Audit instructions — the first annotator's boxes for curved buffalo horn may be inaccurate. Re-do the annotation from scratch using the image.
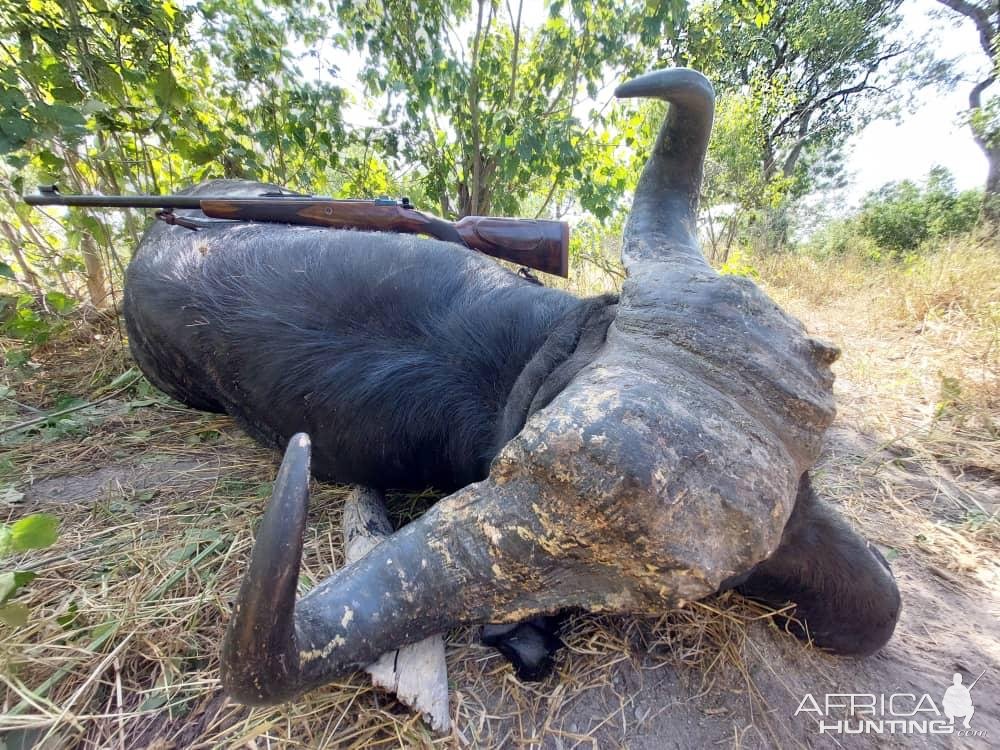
[221,434,595,704]
[221,433,310,702]
[615,68,714,271]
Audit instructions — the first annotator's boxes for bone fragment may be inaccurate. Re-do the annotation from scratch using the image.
[342,486,450,733]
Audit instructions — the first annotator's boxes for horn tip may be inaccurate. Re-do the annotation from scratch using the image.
[282,432,312,479]
[614,68,715,102]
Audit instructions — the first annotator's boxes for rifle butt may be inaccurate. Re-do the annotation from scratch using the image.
[455,217,569,278]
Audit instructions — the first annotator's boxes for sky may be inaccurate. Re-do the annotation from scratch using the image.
[843,0,989,204]
[323,0,991,207]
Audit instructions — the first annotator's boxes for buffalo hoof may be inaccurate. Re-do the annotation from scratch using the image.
[482,614,568,681]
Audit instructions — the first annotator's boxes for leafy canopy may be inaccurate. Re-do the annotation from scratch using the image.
[333,0,686,219]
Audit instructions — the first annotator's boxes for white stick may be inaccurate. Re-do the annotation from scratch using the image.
[342,486,450,733]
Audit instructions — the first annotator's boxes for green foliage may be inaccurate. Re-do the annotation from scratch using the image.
[0,514,60,555]
[332,0,686,219]
[0,0,348,315]
[802,216,880,260]
[858,168,982,257]
[0,513,60,628]
[0,0,977,309]
[0,291,75,344]
[968,95,1000,152]
[803,168,982,261]
[691,0,924,177]
[717,247,760,279]
[705,94,772,210]
[685,0,943,252]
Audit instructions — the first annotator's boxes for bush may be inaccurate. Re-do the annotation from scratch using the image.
[803,216,880,260]
[856,167,982,258]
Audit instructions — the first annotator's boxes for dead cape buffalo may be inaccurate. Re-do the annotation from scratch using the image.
[122,68,900,705]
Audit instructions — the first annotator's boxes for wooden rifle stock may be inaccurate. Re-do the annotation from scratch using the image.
[198,199,570,277]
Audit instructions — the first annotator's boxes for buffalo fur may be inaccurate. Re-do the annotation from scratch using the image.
[124,180,899,679]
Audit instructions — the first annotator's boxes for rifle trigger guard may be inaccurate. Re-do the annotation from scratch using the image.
[517,267,544,285]
[156,209,201,231]
[156,210,244,231]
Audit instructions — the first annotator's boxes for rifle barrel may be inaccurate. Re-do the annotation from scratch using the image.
[23,193,327,209]
[24,193,206,209]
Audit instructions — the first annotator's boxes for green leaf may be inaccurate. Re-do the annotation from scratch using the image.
[45,291,76,315]
[37,149,65,173]
[80,98,109,116]
[0,572,15,602]
[0,571,36,604]
[57,600,79,629]
[153,69,188,109]
[77,215,110,246]
[37,102,87,134]
[104,368,139,392]
[140,687,171,711]
[0,114,32,153]
[0,486,25,506]
[0,262,13,280]
[0,526,12,557]
[187,142,223,165]
[9,514,60,553]
[95,63,126,102]
[0,602,29,627]
[91,620,119,641]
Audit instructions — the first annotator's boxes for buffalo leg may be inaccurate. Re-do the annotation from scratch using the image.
[731,474,901,656]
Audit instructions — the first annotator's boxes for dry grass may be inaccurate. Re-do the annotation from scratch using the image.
[0,327,787,749]
[755,235,1000,580]
[1,235,997,747]
[757,236,999,477]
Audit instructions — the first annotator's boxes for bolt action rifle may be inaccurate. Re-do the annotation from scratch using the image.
[24,186,570,278]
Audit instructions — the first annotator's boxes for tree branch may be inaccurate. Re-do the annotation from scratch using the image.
[467,0,487,216]
[968,73,998,149]
[969,73,997,111]
[767,47,905,143]
[506,0,523,105]
[936,0,996,58]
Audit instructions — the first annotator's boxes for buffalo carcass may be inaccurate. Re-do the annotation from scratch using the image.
[122,69,900,705]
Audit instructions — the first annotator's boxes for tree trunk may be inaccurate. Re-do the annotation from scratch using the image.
[983,145,1000,225]
[934,1,997,224]
[81,234,110,308]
